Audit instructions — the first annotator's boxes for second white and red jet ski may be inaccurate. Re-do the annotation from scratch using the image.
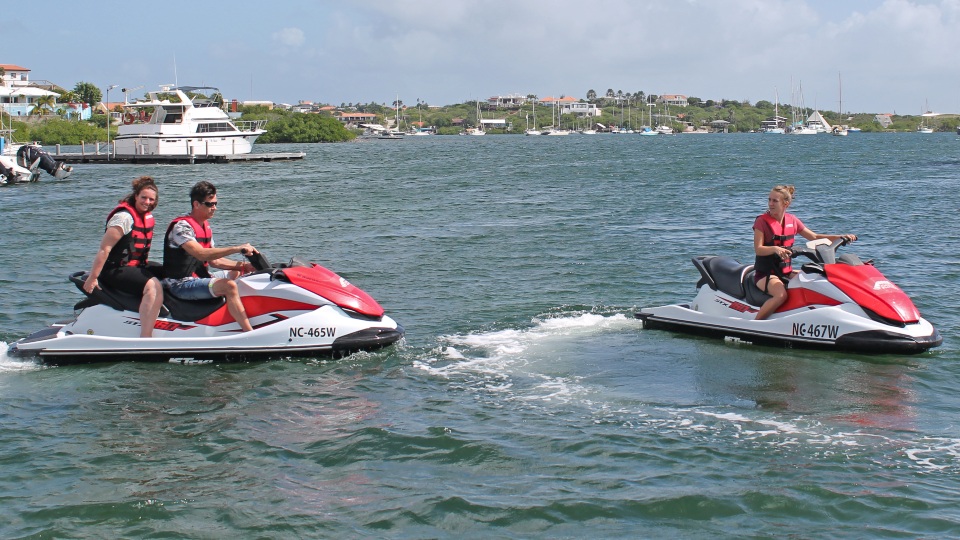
[636,238,941,354]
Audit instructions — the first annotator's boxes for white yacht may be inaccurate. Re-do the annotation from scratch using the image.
[113,85,265,156]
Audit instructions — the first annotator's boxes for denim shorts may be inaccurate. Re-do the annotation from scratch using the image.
[164,277,218,300]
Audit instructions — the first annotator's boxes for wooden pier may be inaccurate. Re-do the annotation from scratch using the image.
[50,151,305,165]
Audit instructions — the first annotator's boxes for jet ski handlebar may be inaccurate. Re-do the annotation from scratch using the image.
[790,237,853,265]
[241,248,271,271]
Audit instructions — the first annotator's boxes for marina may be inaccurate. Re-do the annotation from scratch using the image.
[48,150,305,164]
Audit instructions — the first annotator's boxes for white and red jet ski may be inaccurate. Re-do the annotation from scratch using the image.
[636,238,941,354]
[10,253,403,364]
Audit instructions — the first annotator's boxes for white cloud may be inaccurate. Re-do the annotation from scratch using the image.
[12,0,960,111]
[272,27,305,48]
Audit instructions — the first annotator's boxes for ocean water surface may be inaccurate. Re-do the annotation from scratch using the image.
[1,132,959,537]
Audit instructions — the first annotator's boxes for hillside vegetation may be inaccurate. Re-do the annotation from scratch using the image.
[3,98,957,146]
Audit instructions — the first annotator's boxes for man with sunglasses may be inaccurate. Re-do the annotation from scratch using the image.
[162,181,259,332]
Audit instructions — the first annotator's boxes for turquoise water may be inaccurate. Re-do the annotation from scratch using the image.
[1,133,959,537]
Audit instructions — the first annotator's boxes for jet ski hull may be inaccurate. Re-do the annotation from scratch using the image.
[636,303,941,354]
[10,309,403,365]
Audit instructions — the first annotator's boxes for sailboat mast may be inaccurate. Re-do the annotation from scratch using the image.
[838,72,842,115]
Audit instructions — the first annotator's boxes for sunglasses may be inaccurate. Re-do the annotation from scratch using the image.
[201,201,218,208]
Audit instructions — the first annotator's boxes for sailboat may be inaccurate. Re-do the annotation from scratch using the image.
[655,100,673,134]
[788,80,817,135]
[917,100,935,133]
[468,100,486,136]
[409,100,432,136]
[762,88,785,134]
[542,98,570,135]
[638,101,657,135]
[379,96,406,139]
[831,74,848,136]
[525,99,541,135]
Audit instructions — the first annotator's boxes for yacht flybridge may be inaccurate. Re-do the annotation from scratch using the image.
[113,85,266,157]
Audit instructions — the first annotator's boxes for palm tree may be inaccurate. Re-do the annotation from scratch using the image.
[31,95,56,116]
[586,89,597,101]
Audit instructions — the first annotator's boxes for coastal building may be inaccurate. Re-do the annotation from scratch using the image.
[241,100,274,110]
[539,95,601,117]
[486,94,528,108]
[290,102,316,113]
[659,94,689,107]
[335,111,378,125]
[760,115,787,131]
[0,64,30,86]
[0,63,63,117]
[875,113,893,128]
[710,119,731,133]
[480,118,508,129]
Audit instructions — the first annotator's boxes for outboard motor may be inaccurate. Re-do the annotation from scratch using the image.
[16,144,72,179]
[0,159,20,184]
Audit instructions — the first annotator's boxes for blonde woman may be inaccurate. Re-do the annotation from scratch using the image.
[752,185,857,320]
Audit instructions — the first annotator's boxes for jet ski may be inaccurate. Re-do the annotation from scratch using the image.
[9,252,404,364]
[636,238,941,354]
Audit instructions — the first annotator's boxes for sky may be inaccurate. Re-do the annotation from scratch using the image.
[5,0,960,114]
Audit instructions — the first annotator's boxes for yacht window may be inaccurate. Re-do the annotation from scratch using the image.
[196,122,236,133]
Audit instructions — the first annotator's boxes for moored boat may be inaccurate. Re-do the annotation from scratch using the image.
[113,85,265,157]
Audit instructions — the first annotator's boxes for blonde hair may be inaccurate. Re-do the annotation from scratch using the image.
[771,184,795,203]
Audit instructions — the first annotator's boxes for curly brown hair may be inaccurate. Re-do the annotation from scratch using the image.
[121,176,159,211]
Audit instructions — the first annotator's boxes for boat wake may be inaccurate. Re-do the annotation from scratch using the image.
[413,312,960,473]
[414,310,639,401]
[0,342,44,372]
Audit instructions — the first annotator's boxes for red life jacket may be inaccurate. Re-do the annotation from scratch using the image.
[754,212,801,277]
[104,201,154,268]
[163,215,213,279]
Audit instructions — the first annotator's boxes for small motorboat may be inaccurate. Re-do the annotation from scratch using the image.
[636,238,941,354]
[10,252,403,364]
[0,144,73,185]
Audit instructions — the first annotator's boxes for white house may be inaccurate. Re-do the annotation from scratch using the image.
[0,63,62,117]
[0,64,31,87]
[560,101,601,117]
[659,94,689,107]
[486,94,528,108]
[540,96,601,117]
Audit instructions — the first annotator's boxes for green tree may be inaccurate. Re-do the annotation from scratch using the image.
[28,118,108,144]
[248,110,356,143]
[31,95,56,116]
[73,82,102,106]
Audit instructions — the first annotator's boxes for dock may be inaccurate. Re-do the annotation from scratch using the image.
[50,152,305,165]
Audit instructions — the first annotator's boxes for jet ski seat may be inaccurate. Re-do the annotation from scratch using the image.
[68,271,224,322]
[693,256,772,307]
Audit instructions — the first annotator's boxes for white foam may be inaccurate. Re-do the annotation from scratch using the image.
[413,312,637,402]
[0,342,44,372]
